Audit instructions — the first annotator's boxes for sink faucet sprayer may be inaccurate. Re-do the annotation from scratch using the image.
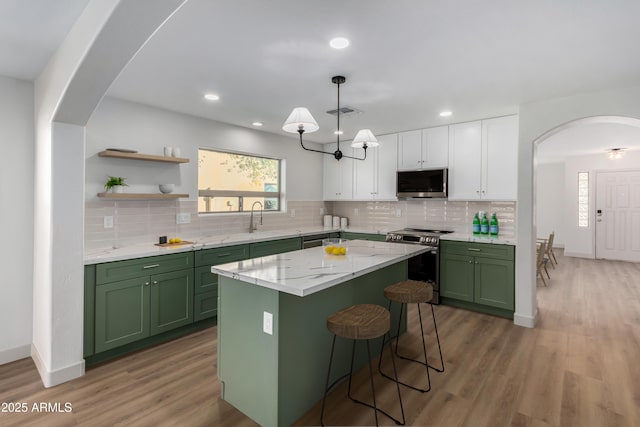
[250,201,263,233]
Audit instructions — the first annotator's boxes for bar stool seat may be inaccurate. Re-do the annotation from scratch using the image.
[379,280,445,393]
[321,304,405,427]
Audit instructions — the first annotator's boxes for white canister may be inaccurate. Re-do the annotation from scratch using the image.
[164,146,173,157]
[323,215,333,228]
[332,216,340,228]
[340,217,348,229]
[172,147,181,157]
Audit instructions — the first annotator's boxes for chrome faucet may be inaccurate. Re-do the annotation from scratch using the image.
[249,201,263,233]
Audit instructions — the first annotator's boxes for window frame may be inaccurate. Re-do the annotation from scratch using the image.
[197,147,283,214]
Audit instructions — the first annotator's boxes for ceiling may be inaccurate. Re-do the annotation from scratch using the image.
[3,0,640,156]
[0,0,90,80]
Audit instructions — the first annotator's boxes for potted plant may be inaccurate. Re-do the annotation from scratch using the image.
[104,176,128,193]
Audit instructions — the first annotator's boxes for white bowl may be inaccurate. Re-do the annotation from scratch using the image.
[159,184,174,194]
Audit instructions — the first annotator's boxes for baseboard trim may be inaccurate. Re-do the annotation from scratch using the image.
[514,308,537,328]
[0,344,31,365]
[31,344,85,388]
[563,251,594,259]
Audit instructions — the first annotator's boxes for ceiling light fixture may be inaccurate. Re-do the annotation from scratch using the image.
[439,111,452,117]
[204,93,220,101]
[329,37,350,49]
[282,75,377,161]
[607,148,625,160]
[252,122,263,127]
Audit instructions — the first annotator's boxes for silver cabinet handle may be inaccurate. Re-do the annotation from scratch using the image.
[468,248,481,252]
[152,280,158,285]
[468,260,472,263]
[143,264,160,269]
[144,282,150,286]
[475,261,479,264]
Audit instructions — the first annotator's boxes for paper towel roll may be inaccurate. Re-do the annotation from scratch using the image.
[323,215,333,228]
[340,217,348,229]
[332,216,340,228]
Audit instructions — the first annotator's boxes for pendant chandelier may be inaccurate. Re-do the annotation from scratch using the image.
[607,148,625,160]
[282,75,378,161]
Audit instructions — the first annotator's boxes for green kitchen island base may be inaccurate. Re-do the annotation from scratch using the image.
[217,261,408,427]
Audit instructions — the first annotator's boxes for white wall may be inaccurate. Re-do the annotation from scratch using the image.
[85,96,324,201]
[535,162,565,247]
[0,76,34,364]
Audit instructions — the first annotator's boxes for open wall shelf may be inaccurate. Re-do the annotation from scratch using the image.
[98,150,189,164]
[97,193,189,200]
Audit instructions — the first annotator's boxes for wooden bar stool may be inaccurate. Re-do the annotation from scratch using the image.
[379,280,445,393]
[320,304,405,427]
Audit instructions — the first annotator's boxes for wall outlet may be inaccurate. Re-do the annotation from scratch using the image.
[103,216,113,229]
[263,311,273,335]
[290,209,296,217]
[396,209,402,218]
[354,208,359,216]
[176,213,191,224]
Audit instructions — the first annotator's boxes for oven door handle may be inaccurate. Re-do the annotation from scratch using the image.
[467,248,481,252]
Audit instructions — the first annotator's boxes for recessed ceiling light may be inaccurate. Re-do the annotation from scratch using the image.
[334,130,344,135]
[329,37,350,49]
[439,111,452,117]
[204,93,220,101]
[252,122,263,127]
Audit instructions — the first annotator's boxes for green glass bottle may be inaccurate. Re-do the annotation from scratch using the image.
[472,212,480,235]
[490,212,499,236]
[480,212,489,235]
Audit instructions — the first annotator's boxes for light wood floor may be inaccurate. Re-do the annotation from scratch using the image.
[1,250,639,426]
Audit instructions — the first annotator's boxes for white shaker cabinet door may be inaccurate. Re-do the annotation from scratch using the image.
[397,130,422,170]
[323,143,353,200]
[448,121,482,200]
[375,133,398,199]
[422,126,449,169]
[353,133,398,200]
[482,115,518,200]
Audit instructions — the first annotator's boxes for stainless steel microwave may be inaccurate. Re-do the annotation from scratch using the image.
[396,168,448,198]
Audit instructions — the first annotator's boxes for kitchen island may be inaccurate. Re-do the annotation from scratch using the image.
[212,240,428,427]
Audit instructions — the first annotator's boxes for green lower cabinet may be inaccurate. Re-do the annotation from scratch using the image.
[474,257,514,311]
[440,253,475,302]
[94,269,193,353]
[95,277,151,353]
[194,265,217,293]
[194,290,218,321]
[149,269,194,335]
[440,240,515,318]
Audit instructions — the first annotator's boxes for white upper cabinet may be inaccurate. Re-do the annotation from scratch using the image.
[448,115,518,200]
[397,126,448,170]
[448,121,483,199]
[481,115,518,200]
[323,143,353,200]
[353,133,398,200]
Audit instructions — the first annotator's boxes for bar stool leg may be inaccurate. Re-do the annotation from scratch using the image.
[320,334,337,427]
[379,301,433,392]
[428,303,445,373]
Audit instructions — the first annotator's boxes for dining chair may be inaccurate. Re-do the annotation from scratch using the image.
[536,241,549,286]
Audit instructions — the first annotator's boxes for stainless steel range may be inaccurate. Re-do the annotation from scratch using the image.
[386,228,453,304]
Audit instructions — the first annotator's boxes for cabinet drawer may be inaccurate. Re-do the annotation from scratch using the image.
[195,245,249,267]
[194,290,218,321]
[194,265,217,294]
[249,237,301,258]
[440,240,514,260]
[340,232,386,242]
[96,252,193,285]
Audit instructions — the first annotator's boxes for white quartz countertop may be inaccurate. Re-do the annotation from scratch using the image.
[211,239,429,297]
[441,232,516,245]
[83,226,391,265]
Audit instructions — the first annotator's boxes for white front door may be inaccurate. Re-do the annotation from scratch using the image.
[595,170,640,262]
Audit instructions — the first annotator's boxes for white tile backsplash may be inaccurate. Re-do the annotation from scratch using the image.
[85,199,515,250]
[84,200,332,250]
